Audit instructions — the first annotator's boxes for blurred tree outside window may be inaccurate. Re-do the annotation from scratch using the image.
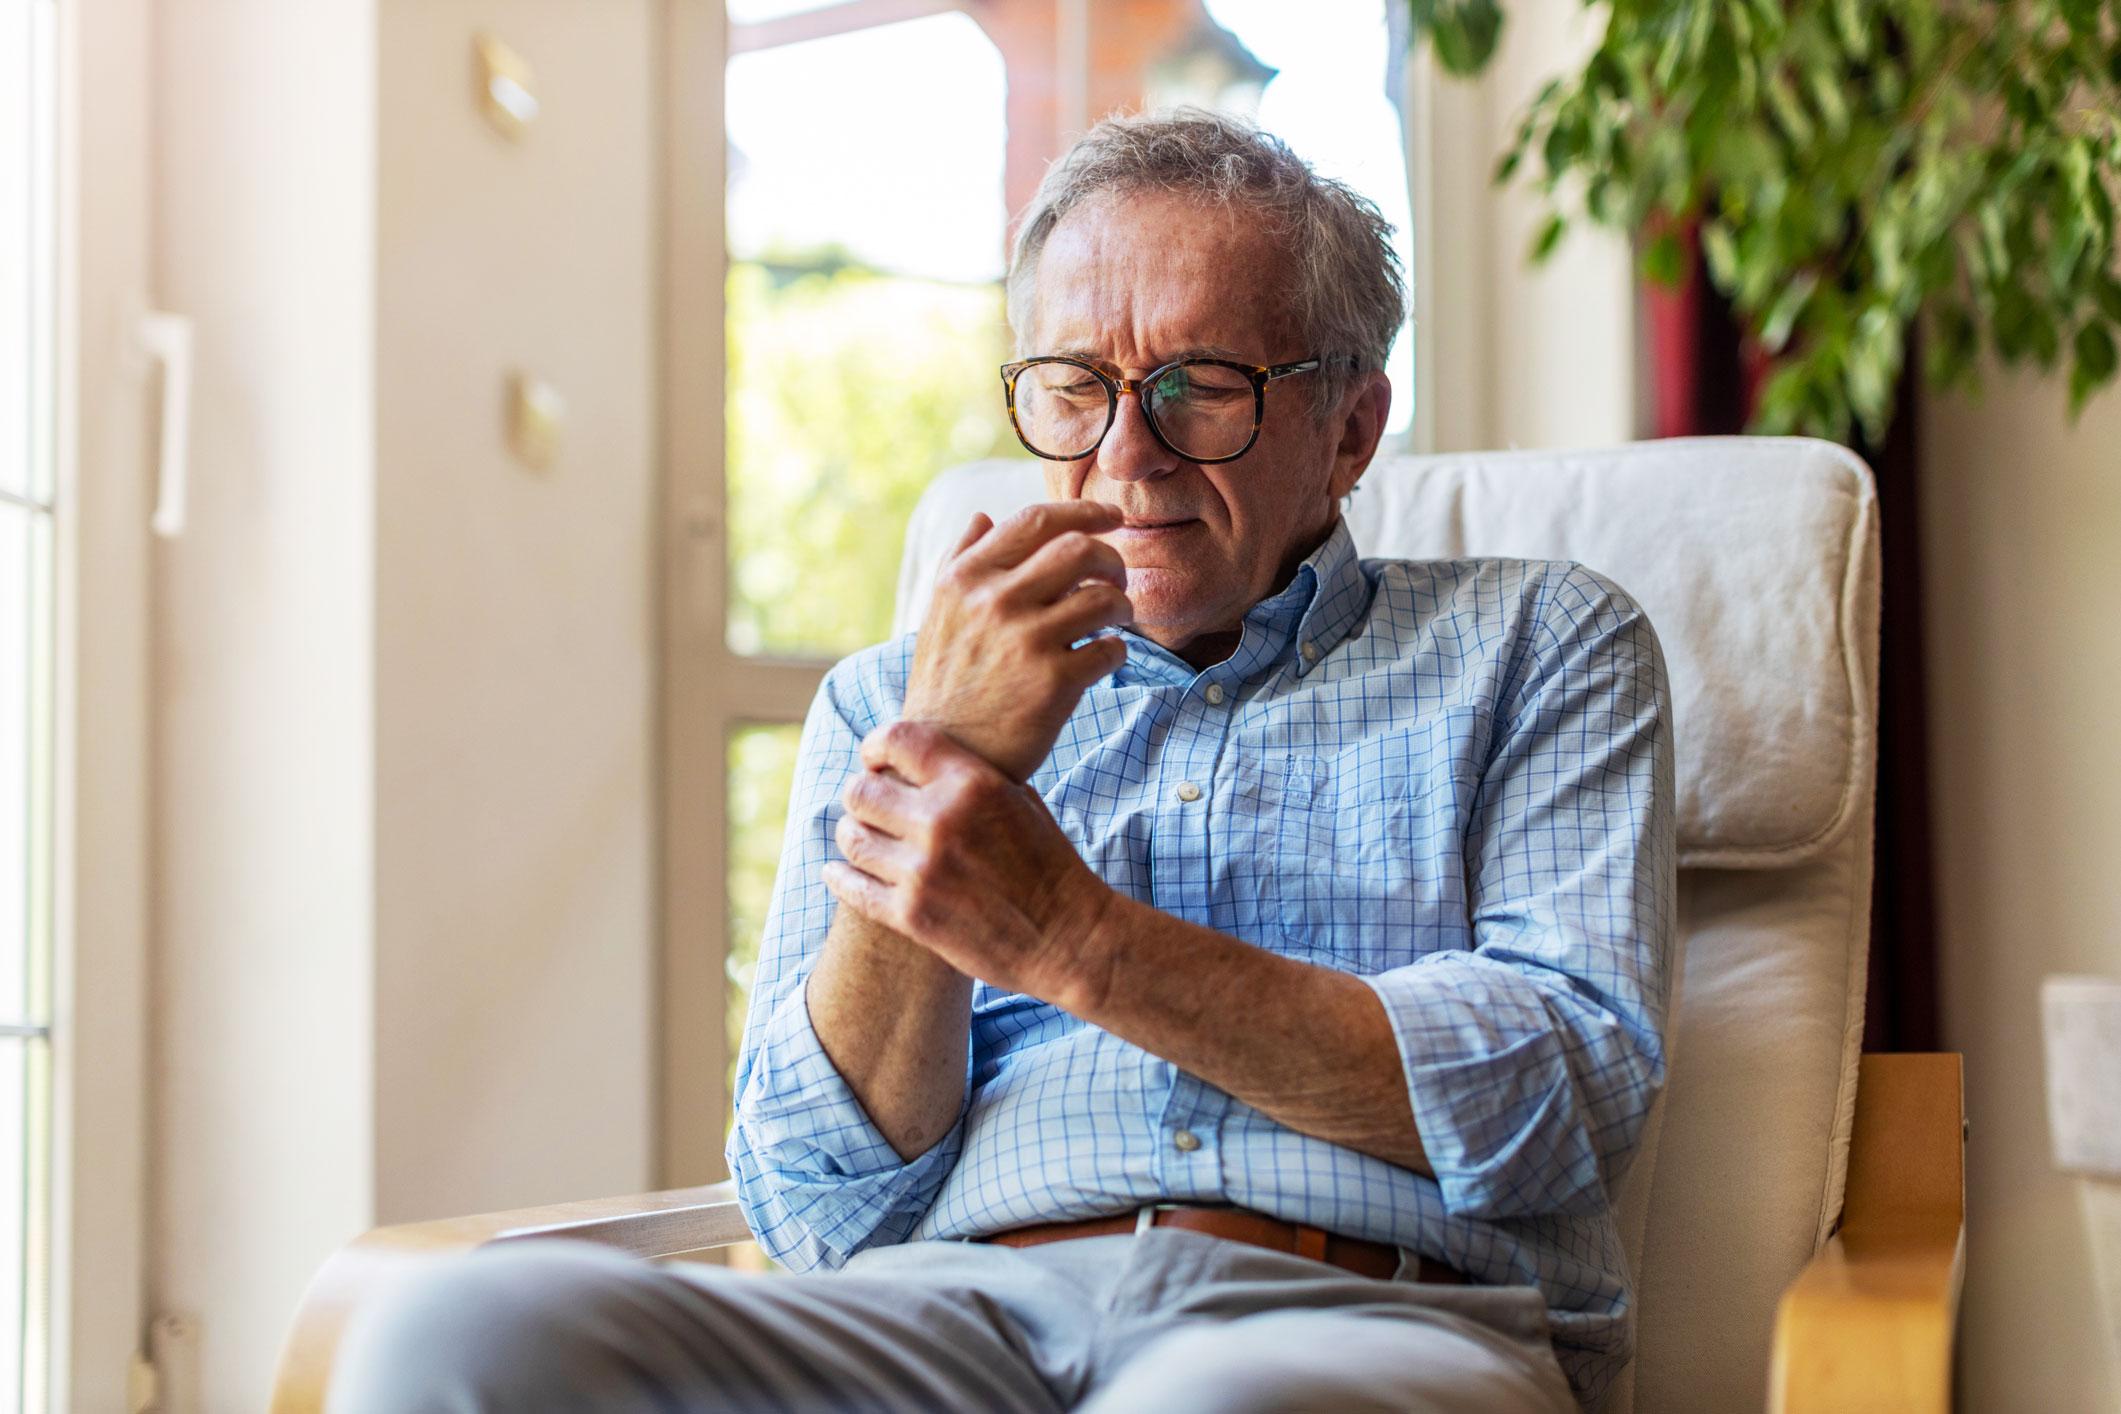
[725,723,801,1094]
[724,10,1019,661]
[726,257,1017,657]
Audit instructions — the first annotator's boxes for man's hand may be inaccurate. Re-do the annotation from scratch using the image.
[824,721,1117,1009]
[825,720,1432,1174]
[904,502,1132,783]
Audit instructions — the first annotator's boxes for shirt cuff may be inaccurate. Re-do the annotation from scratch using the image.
[1363,959,1607,1219]
[728,976,968,1266]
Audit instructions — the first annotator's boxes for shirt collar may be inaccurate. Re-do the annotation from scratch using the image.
[1110,516,1370,688]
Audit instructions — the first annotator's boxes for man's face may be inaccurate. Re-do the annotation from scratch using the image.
[1026,188,1389,663]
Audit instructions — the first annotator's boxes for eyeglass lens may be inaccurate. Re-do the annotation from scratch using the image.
[1014,361,1257,461]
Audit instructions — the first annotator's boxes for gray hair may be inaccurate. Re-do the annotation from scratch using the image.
[1005,107,1407,415]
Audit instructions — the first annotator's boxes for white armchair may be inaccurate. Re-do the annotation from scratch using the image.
[275,436,1962,1413]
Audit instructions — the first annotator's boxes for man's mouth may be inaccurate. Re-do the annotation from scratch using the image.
[1113,516,1196,531]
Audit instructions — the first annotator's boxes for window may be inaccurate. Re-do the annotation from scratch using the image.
[692,0,1420,1166]
[725,8,1016,660]
[0,0,60,1405]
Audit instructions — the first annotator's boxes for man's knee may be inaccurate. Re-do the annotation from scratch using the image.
[329,1241,712,1412]
[1081,1322,1372,1414]
[1083,1312,1573,1414]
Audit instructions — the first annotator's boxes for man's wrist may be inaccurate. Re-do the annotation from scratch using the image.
[1042,877,1129,1019]
[895,707,1039,784]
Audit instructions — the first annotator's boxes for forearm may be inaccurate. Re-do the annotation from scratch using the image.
[1069,894,1430,1175]
[805,904,973,1161]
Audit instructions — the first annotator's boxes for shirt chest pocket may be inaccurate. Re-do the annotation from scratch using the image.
[1224,745,1474,972]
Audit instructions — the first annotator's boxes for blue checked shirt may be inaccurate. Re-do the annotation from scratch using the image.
[729,516,1676,1406]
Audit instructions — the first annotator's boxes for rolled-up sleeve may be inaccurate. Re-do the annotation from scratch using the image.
[1363,565,1676,1221]
[725,646,970,1270]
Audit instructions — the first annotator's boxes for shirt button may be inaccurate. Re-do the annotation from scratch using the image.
[1203,683,1225,706]
[1175,780,1202,803]
[1173,1129,1202,1152]
[1300,640,1321,664]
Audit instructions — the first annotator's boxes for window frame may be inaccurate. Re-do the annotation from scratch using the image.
[656,2,827,1187]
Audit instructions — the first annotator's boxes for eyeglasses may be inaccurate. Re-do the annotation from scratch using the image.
[999,355,1337,465]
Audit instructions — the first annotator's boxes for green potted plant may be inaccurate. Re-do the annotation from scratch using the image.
[1409,0,2121,439]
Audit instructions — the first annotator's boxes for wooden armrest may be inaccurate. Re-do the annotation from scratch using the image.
[270,1180,748,1414]
[1770,1053,1966,1414]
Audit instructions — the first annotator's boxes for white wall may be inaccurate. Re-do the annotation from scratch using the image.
[373,0,658,1224]
[1408,0,1635,455]
[1922,361,2121,1409]
[149,2,378,1409]
[146,1,660,1405]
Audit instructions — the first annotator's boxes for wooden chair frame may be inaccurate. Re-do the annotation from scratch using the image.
[270,1053,1962,1412]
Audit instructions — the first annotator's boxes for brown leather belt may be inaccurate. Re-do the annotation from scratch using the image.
[978,1204,1464,1286]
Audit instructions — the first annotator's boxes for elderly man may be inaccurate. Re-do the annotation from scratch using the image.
[336,109,1672,1413]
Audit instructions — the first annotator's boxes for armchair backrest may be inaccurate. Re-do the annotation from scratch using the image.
[891,436,1881,1412]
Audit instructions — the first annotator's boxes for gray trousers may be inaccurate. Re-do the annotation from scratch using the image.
[329,1228,1580,1413]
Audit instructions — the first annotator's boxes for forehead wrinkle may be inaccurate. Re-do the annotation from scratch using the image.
[1030,191,1298,367]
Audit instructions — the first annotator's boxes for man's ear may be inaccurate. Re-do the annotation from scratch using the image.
[1327,371,1392,500]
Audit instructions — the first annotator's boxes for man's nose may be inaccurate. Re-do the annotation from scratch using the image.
[1095,385,1180,483]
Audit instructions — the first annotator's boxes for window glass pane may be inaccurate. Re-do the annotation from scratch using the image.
[22,510,48,1026]
[19,1033,44,1413]
[0,505,26,1025]
[0,4,50,1406]
[725,723,802,1091]
[724,14,1019,660]
[27,0,54,509]
[719,720,796,1280]
[1195,0,1416,440]
[0,0,33,501]
[0,1036,26,1411]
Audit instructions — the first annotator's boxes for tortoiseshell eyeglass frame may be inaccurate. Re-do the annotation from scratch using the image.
[997,354,1340,465]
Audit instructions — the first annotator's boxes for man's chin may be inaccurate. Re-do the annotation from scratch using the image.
[1118,599,1215,649]
[1119,565,1200,603]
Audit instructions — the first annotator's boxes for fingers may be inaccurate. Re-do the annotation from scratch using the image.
[822,860,893,924]
[1039,581,1133,644]
[832,812,914,885]
[860,719,978,786]
[1008,529,1128,606]
[949,512,993,558]
[839,767,919,835]
[963,501,1123,571]
[1062,632,1129,690]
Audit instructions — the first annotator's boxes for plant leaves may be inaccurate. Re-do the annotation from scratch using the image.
[1408,0,2121,441]
[1761,271,1820,352]
[2095,274,2121,326]
[1530,212,1569,262]
[1418,0,1506,76]
[1925,299,1980,391]
[1701,220,1740,288]
[2074,317,2118,383]
[1642,228,1688,288]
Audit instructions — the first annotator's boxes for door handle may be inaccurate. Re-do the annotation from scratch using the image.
[136,311,193,538]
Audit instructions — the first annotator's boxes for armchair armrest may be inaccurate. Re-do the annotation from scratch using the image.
[270,1180,749,1414]
[1770,1053,1966,1414]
